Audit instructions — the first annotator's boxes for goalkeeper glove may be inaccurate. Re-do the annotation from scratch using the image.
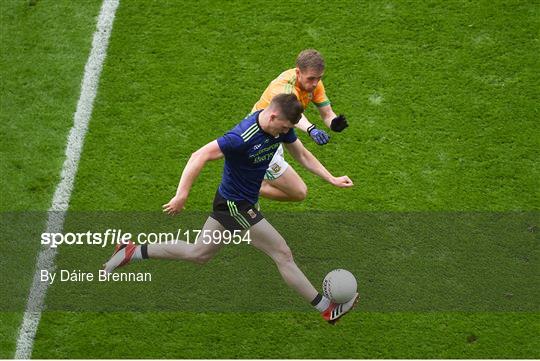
[307,125,330,145]
[330,114,348,132]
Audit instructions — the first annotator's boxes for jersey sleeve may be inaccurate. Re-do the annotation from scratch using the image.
[281,129,298,144]
[312,80,331,108]
[217,132,245,155]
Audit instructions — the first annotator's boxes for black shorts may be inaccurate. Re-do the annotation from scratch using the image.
[211,190,264,231]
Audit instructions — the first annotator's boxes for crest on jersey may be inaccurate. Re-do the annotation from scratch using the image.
[271,164,281,173]
[247,209,257,219]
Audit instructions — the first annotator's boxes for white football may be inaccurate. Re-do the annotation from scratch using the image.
[322,269,357,303]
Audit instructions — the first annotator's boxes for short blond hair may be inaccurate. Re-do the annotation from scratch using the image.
[296,49,325,72]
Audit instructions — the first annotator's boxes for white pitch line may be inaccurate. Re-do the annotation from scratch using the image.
[15,0,120,358]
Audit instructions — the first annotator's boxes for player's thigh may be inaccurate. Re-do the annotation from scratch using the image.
[266,166,306,194]
[192,216,227,257]
[248,219,292,262]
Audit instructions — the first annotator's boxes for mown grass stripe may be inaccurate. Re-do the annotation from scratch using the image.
[14,0,120,359]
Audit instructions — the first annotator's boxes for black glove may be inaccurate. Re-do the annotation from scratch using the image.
[330,114,348,132]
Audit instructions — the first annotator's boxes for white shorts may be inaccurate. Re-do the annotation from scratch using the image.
[264,144,289,180]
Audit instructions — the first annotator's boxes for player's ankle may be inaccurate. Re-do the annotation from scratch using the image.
[311,293,331,312]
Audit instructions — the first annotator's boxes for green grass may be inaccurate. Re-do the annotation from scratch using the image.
[0,312,22,358]
[0,0,102,358]
[32,312,540,359]
[0,0,103,211]
[68,0,539,212]
[1,0,539,358]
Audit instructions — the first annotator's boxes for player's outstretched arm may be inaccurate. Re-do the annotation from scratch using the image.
[318,105,337,128]
[296,114,330,145]
[295,113,313,133]
[162,140,224,215]
[284,139,353,188]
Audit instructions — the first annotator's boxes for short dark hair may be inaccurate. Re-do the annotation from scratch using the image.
[270,93,303,124]
[296,49,325,72]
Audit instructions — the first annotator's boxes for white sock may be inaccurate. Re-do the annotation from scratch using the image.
[312,294,331,312]
[131,245,143,260]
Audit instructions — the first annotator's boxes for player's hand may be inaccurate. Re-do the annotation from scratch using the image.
[330,114,348,132]
[162,195,186,215]
[330,175,354,188]
[308,125,330,145]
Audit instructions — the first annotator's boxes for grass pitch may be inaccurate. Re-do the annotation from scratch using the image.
[1,0,539,358]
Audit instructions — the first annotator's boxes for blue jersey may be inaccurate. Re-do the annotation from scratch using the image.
[216,110,297,204]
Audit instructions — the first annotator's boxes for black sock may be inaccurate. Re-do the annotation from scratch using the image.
[141,244,149,259]
[311,293,331,312]
[311,293,322,306]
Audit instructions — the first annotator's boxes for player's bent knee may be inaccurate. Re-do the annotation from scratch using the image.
[259,181,271,195]
[289,185,307,201]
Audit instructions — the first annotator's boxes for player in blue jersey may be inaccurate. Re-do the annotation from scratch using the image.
[103,94,358,324]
